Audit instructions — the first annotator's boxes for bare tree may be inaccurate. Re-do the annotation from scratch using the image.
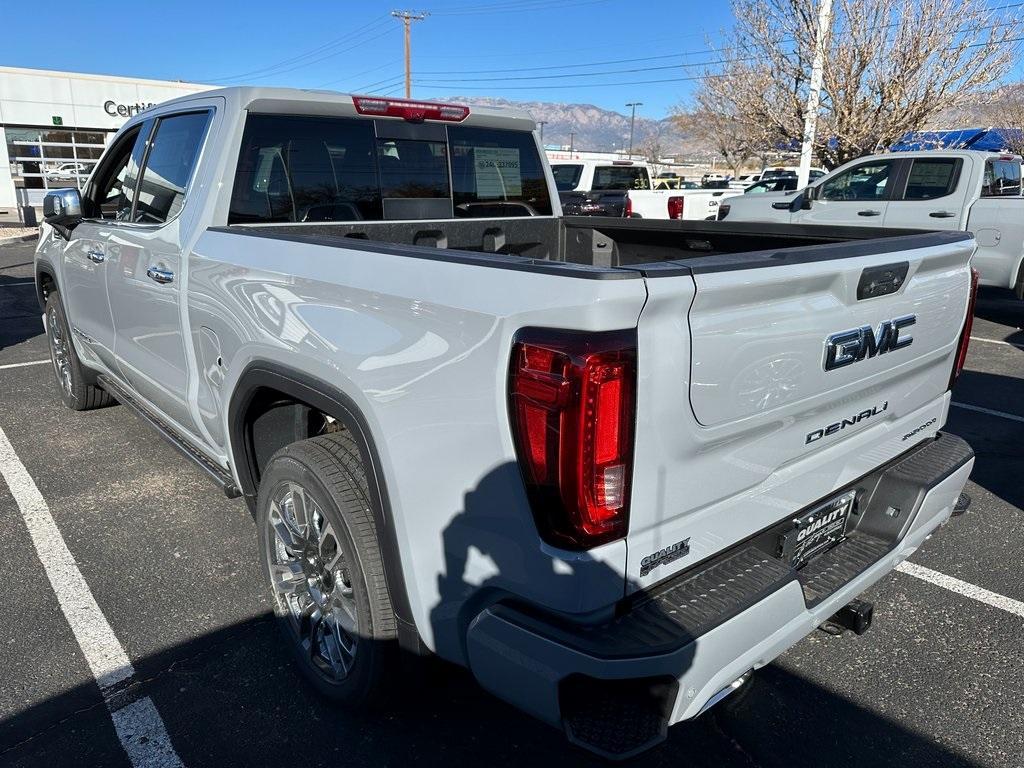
[672,94,763,176]
[980,84,1024,155]
[693,0,1023,168]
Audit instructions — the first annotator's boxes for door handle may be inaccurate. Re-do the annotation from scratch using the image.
[857,209,881,217]
[86,250,105,264]
[929,211,956,218]
[146,266,174,285]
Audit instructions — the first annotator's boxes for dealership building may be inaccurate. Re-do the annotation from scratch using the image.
[0,66,212,211]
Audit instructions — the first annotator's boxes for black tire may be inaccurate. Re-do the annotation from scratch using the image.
[1014,260,1024,301]
[44,290,115,411]
[257,431,397,707]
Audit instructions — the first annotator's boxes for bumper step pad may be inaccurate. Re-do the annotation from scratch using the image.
[798,532,891,606]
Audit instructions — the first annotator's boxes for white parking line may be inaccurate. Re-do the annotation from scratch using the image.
[951,401,1024,424]
[0,426,184,767]
[1,280,35,286]
[897,561,1024,620]
[970,336,1024,350]
[0,359,49,370]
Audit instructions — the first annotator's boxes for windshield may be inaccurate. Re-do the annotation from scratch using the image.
[551,164,583,191]
[745,178,798,194]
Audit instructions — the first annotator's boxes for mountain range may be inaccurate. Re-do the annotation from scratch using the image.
[441,96,697,157]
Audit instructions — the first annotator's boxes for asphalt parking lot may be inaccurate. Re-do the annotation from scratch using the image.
[1,239,1022,768]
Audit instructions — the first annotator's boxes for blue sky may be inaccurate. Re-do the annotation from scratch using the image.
[2,0,737,118]
[6,1,1021,119]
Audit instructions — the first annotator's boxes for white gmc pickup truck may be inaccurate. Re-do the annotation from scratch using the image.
[721,150,1024,298]
[35,88,976,759]
[551,158,719,220]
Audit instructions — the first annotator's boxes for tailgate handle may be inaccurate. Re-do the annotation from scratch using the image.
[858,262,909,300]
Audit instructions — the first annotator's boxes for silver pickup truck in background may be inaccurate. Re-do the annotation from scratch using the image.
[35,88,977,759]
[720,150,1024,298]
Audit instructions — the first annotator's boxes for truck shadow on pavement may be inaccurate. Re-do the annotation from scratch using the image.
[946,370,1024,511]
[0,614,980,768]
[0,274,43,352]
[974,290,1024,347]
[0,464,983,767]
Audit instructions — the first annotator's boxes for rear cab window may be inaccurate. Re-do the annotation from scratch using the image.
[982,159,1022,197]
[591,165,650,190]
[229,115,552,223]
[551,164,583,191]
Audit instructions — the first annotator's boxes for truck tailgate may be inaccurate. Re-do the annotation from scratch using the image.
[626,232,975,590]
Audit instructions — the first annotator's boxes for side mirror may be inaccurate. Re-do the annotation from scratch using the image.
[42,188,84,237]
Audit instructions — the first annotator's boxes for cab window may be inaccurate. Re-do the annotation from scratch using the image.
[819,160,894,201]
[84,126,146,221]
[551,164,583,191]
[592,165,650,190]
[902,158,960,200]
[448,125,553,217]
[982,159,1022,197]
[132,112,211,224]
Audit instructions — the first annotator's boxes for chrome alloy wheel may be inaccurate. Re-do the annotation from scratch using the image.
[266,481,359,681]
[47,305,73,397]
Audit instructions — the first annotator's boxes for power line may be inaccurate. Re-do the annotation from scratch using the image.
[317,60,403,89]
[211,15,392,82]
[430,0,610,16]
[415,16,1023,88]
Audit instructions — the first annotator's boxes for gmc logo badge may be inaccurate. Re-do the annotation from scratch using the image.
[823,315,916,371]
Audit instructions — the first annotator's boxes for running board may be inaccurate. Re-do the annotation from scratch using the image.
[97,374,241,499]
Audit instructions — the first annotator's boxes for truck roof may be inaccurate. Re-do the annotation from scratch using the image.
[133,86,537,132]
[870,149,1023,162]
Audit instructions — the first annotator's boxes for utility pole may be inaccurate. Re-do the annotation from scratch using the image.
[392,10,427,99]
[569,131,575,155]
[797,0,833,189]
[538,121,548,144]
[626,102,642,158]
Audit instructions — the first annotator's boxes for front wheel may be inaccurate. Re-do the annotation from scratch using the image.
[257,432,397,706]
[44,290,115,411]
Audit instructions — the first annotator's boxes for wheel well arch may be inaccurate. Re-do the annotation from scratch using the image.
[227,362,418,639]
[35,265,57,312]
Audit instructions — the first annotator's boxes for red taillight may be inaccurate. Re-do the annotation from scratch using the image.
[624,195,633,218]
[351,95,469,122]
[949,267,980,390]
[667,196,684,219]
[509,329,637,549]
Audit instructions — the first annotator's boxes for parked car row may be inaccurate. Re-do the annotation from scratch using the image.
[547,149,1022,299]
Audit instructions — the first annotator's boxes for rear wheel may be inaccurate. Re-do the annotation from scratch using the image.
[44,290,115,411]
[1014,260,1024,301]
[257,432,397,706]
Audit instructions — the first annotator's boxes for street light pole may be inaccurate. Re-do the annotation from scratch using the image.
[538,121,548,144]
[797,0,833,189]
[626,102,642,158]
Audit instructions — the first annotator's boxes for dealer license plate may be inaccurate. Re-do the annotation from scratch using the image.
[777,490,856,569]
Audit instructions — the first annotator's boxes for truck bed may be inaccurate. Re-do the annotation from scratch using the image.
[215,216,967,275]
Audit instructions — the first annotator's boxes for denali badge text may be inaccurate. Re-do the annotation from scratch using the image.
[823,315,916,371]
[640,538,690,576]
[806,401,888,444]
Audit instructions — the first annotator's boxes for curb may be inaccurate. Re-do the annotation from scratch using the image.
[0,233,38,247]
